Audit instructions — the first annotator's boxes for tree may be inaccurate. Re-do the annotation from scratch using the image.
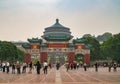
[83,34,93,38]
[101,33,120,63]
[16,49,24,62]
[83,37,101,61]
[0,41,24,62]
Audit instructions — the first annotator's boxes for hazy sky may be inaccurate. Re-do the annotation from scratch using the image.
[0,0,120,41]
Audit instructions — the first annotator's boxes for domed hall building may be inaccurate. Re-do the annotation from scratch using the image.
[22,19,90,65]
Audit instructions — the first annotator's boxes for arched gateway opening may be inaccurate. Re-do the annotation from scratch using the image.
[22,19,90,65]
[75,54,84,64]
[47,52,67,64]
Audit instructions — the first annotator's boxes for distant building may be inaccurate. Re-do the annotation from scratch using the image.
[22,19,90,64]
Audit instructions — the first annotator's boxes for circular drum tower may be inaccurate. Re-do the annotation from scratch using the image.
[41,19,73,64]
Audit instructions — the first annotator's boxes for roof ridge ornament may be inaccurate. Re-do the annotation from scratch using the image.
[56,18,59,23]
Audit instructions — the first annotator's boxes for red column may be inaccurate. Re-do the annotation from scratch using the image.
[25,53,31,64]
[84,54,90,65]
[40,52,47,63]
[68,52,75,64]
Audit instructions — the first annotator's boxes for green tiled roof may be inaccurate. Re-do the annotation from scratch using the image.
[50,19,66,28]
[42,19,73,41]
[27,38,42,43]
[73,38,87,43]
[44,35,72,41]
[22,43,31,49]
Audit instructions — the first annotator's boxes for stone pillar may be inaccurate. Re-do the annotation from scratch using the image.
[68,52,75,64]
[25,53,31,64]
[84,54,90,65]
[40,52,47,63]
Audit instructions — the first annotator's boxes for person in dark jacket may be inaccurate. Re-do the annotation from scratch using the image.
[12,63,16,74]
[29,61,32,74]
[22,62,27,73]
[36,61,41,74]
[56,62,60,70]
[108,63,112,72]
[95,62,98,72]
[2,62,5,72]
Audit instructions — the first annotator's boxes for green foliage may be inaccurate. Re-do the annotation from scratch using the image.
[0,41,24,62]
[75,54,84,63]
[101,33,120,63]
[83,34,93,38]
[17,49,24,62]
[32,58,40,64]
[83,37,101,61]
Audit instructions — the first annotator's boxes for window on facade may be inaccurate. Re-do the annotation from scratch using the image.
[36,50,39,53]
[54,49,56,51]
[64,49,66,51]
[59,49,61,51]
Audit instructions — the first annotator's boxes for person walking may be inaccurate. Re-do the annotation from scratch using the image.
[56,62,60,70]
[95,62,98,72]
[29,61,33,74]
[6,62,10,73]
[108,63,112,72]
[113,63,117,72]
[83,63,87,71]
[2,62,5,72]
[65,62,70,72]
[22,62,27,73]
[36,61,41,74]
[43,60,48,74]
[70,63,74,70]
[16,61,21,74]
[12,62,16,74]
[0,62,2,71]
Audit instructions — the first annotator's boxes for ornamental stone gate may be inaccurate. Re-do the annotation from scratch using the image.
[22,19,90,65]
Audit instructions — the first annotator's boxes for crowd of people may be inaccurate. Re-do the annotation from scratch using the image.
[0,61,119,75]
[65,62,119,72]
[0,60,53,74]
[0,60,63,75]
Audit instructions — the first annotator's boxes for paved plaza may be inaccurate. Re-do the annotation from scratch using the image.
[0,66,120,84]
